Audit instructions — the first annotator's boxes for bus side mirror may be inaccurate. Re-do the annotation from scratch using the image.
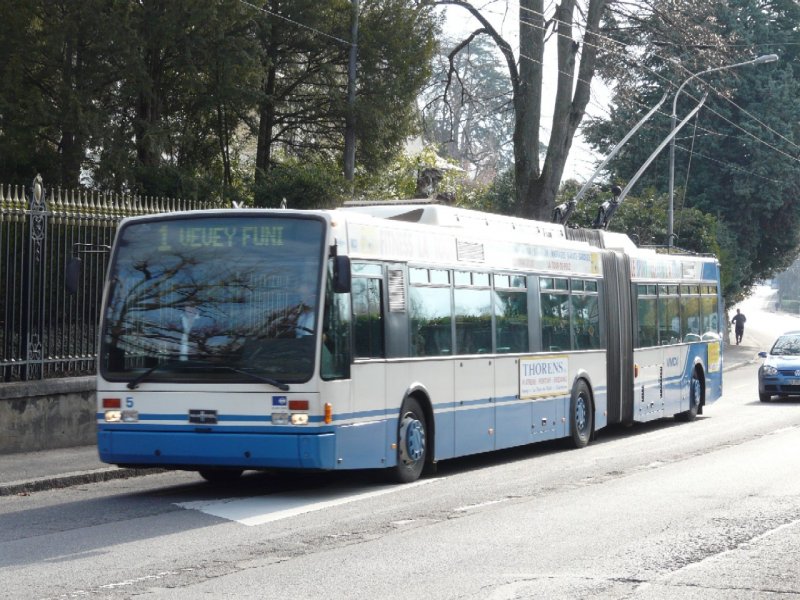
[333,255,351,293]
[65,257,83,295]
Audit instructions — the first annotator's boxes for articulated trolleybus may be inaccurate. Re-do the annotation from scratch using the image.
[96,203,723,483]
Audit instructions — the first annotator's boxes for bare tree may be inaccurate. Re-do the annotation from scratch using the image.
[439,0,608,220]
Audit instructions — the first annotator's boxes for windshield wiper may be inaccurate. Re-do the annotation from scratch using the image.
[206,365,290,391]
[127,360,180,390]
[127,359,290,391]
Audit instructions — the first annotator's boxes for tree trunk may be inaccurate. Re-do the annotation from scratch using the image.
[255,64,277,189]
[441,0,607,221]
[58,32,82,188]
[135,45,163,170]
[255,33,278,190]
[514,0,545,219]
[521,0,607,220]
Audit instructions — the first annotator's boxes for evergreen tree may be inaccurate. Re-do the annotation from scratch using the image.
[252,0,439,206]
[0,0,437,205]
[584,0,800,303]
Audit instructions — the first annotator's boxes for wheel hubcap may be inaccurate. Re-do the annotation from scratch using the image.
[399,415,425,464]
[691,377,701,408]
[575,396,587,432]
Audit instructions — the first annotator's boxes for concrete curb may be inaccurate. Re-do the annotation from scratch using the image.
[0,467,164,497]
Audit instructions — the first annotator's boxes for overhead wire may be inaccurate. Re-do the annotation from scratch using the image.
[508,17,799,192]
[236,0,351,46]
[510,1,800,158]
[437,1,800,192]
[673,144,786,185]
[232,0,800,185]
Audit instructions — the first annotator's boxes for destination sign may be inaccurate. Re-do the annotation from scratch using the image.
[157,224,285,251]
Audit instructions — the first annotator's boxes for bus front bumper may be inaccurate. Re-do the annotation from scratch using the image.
[97,429,336,470]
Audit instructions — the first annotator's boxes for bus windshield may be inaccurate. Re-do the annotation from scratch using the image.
[100,214,326,385]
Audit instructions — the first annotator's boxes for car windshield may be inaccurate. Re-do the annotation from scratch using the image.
[771,334,800,356]
[100,214,325,384]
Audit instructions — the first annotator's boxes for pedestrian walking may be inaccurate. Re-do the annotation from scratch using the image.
[731,308,747,345]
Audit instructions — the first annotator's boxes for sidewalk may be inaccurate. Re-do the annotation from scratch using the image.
[0,342,762,497]
[0,445,159,496]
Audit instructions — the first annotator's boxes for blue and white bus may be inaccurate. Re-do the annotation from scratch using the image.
[94,203,723,483]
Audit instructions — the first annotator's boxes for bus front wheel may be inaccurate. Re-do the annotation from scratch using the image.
[393,398,427,483]
[570,380,593,448]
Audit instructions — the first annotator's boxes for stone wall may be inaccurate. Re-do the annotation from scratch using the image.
[0,377,96,454]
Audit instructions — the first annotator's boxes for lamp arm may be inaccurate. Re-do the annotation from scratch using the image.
[617,93,708,207]
[672,55,777,116]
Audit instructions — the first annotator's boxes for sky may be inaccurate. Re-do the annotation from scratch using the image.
[437,1,610,181]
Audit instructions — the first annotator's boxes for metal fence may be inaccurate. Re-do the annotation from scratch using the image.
[1,175,217,381]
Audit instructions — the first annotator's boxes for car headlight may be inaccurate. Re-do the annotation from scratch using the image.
[762,365,778,376]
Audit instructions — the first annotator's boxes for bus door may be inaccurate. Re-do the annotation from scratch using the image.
[342,262,389,469]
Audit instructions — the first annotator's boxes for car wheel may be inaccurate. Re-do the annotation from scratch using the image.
[759,392,772,402]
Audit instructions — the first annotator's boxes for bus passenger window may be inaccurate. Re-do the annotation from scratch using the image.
[681,285,701,342]
[541,290,569,352]
[700,288,719,337]
[658,290,680,345]
[495,285,528,354]
[409,283,452,357]
[454,287,492,354]
[572,292,600,350]
[636,285,658,348]
[352,276,384,358]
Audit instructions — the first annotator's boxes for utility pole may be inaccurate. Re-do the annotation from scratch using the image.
[344,0,359,183]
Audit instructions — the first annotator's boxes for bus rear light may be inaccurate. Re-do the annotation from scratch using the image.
[103,398,121,409]
[324,402,333,424]
[289,400,309,411]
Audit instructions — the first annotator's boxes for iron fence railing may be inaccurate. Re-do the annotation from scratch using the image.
[1,175,218,381]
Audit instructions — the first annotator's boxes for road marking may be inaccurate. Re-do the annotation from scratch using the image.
[176,479,435,526]
[454,499,506,512]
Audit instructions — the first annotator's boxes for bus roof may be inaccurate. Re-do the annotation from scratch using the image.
[337,203,568,241]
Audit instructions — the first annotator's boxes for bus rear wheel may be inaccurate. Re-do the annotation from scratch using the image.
[676,369,702,422]
[198,468,244,485]
[393,398,427,483]
[570,380,593,448]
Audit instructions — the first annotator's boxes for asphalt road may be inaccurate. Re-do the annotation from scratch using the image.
[2,287,799,599]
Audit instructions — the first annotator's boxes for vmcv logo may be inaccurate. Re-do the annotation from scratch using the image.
[666,356,680,368]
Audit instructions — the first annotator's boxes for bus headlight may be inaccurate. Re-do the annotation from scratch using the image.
[272,412,289,425]
[121,410,139,423]
[290,413,309,425]
[104,410,122,423]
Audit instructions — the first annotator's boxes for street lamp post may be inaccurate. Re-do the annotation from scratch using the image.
[667,54,778,248]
